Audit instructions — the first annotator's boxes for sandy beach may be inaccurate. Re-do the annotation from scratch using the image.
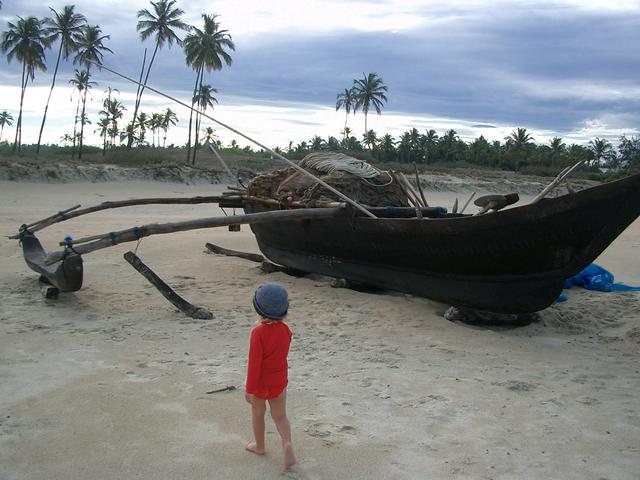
[0,179,639,480]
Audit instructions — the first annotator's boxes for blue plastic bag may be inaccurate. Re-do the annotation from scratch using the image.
[563,263,640,292]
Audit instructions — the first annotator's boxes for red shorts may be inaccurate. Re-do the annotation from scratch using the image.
[252,385,286,400]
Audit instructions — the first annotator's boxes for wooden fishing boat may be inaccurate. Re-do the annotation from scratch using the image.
[16,170,639,314]
[13,64,639,316]
[243,172,640,313]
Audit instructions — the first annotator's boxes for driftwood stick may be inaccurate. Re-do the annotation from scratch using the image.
[46,207,344,264]
[206,385,237,394]
[123,251,213,320]
[393,173,422,219]
[531,160,585,204]
[392,172,413,206]
[259,260,308,277]
[413,163,429,207]
[391,172,415,206]
[10,196,229,239]
[400,173,426,207]
[460,192,476,214]
[205,242,264,263]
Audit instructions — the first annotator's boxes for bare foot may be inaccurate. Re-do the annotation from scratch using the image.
[245,442,265,455]
[283,441,296,469]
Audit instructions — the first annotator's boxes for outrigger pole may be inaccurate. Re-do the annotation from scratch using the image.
[44,207,344,265]
[87,60,377,219]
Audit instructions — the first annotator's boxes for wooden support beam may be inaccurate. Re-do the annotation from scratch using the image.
[124,251,213,320]
[205,242,264,263]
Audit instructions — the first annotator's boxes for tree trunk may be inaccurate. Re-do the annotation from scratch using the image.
[13,62,28,152]
[127,48,149,149]
[185,66,201,162]
[37,43,63,155]
[78,66,90,160]
[72,97,80,158]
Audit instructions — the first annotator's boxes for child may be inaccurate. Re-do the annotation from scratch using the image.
[245,282,296,470]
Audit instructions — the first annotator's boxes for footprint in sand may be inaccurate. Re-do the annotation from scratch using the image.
[304,422,357,446]
[492,380,537,392]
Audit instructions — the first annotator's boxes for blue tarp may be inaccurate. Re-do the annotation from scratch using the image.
[557,264,640,302]
[564,263,640,292]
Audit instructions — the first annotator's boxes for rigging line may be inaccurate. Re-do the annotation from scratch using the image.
[87,60,377,219]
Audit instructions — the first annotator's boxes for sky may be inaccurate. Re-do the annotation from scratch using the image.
[1,0,639,150]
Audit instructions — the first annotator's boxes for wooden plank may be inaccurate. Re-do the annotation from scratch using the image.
[123,251,213,320]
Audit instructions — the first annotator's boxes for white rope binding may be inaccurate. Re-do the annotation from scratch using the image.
[300,153,382,179]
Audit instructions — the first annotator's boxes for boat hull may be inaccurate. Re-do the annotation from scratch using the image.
[247,174,640,313]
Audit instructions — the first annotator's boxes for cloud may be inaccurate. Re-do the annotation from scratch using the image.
[1,0,639,147]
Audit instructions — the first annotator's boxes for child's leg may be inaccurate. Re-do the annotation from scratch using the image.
[246,396,266,454]
[268,390,296,469]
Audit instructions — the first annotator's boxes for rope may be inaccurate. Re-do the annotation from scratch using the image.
[299,153,394,187]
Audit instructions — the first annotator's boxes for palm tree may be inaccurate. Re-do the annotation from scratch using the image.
[37,5,86,154]
[408,127,421,161]
[398,131,412,162]
[1,16,49,151]
[351,72,388,134]
[191,83,218,164]
[148,112,163,146]
[69,69,95,158]
[335,87,355,136]
[183,13,234,162]
[0,110,14,142]
[95,115,109,154]
[378,133,396,162]
[309,135,325,151]
[549,137,565,168]
[341,126,352,142]
[202,126,216,145]
[135,112,149,145]
[326,136,340,151]
[588,138,613,168]
[101,95,125,148]
[60,133,73,146]
[362,129,378,151]
[422,129,438,164]
[507,127,534,149]
[131,0,189,148]
[505,127,534,170]
[440,129,459,162]
[73,25,112,158]
[161,107,177,147]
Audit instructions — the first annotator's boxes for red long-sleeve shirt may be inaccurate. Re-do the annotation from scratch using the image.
[245,321,292,398]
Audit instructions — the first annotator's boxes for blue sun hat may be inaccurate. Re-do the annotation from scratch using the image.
[253,282,289,320]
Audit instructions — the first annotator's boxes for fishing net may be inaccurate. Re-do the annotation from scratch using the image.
[247,153,410,207]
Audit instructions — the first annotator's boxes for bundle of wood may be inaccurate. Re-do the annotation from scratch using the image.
[247,153,410,207]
